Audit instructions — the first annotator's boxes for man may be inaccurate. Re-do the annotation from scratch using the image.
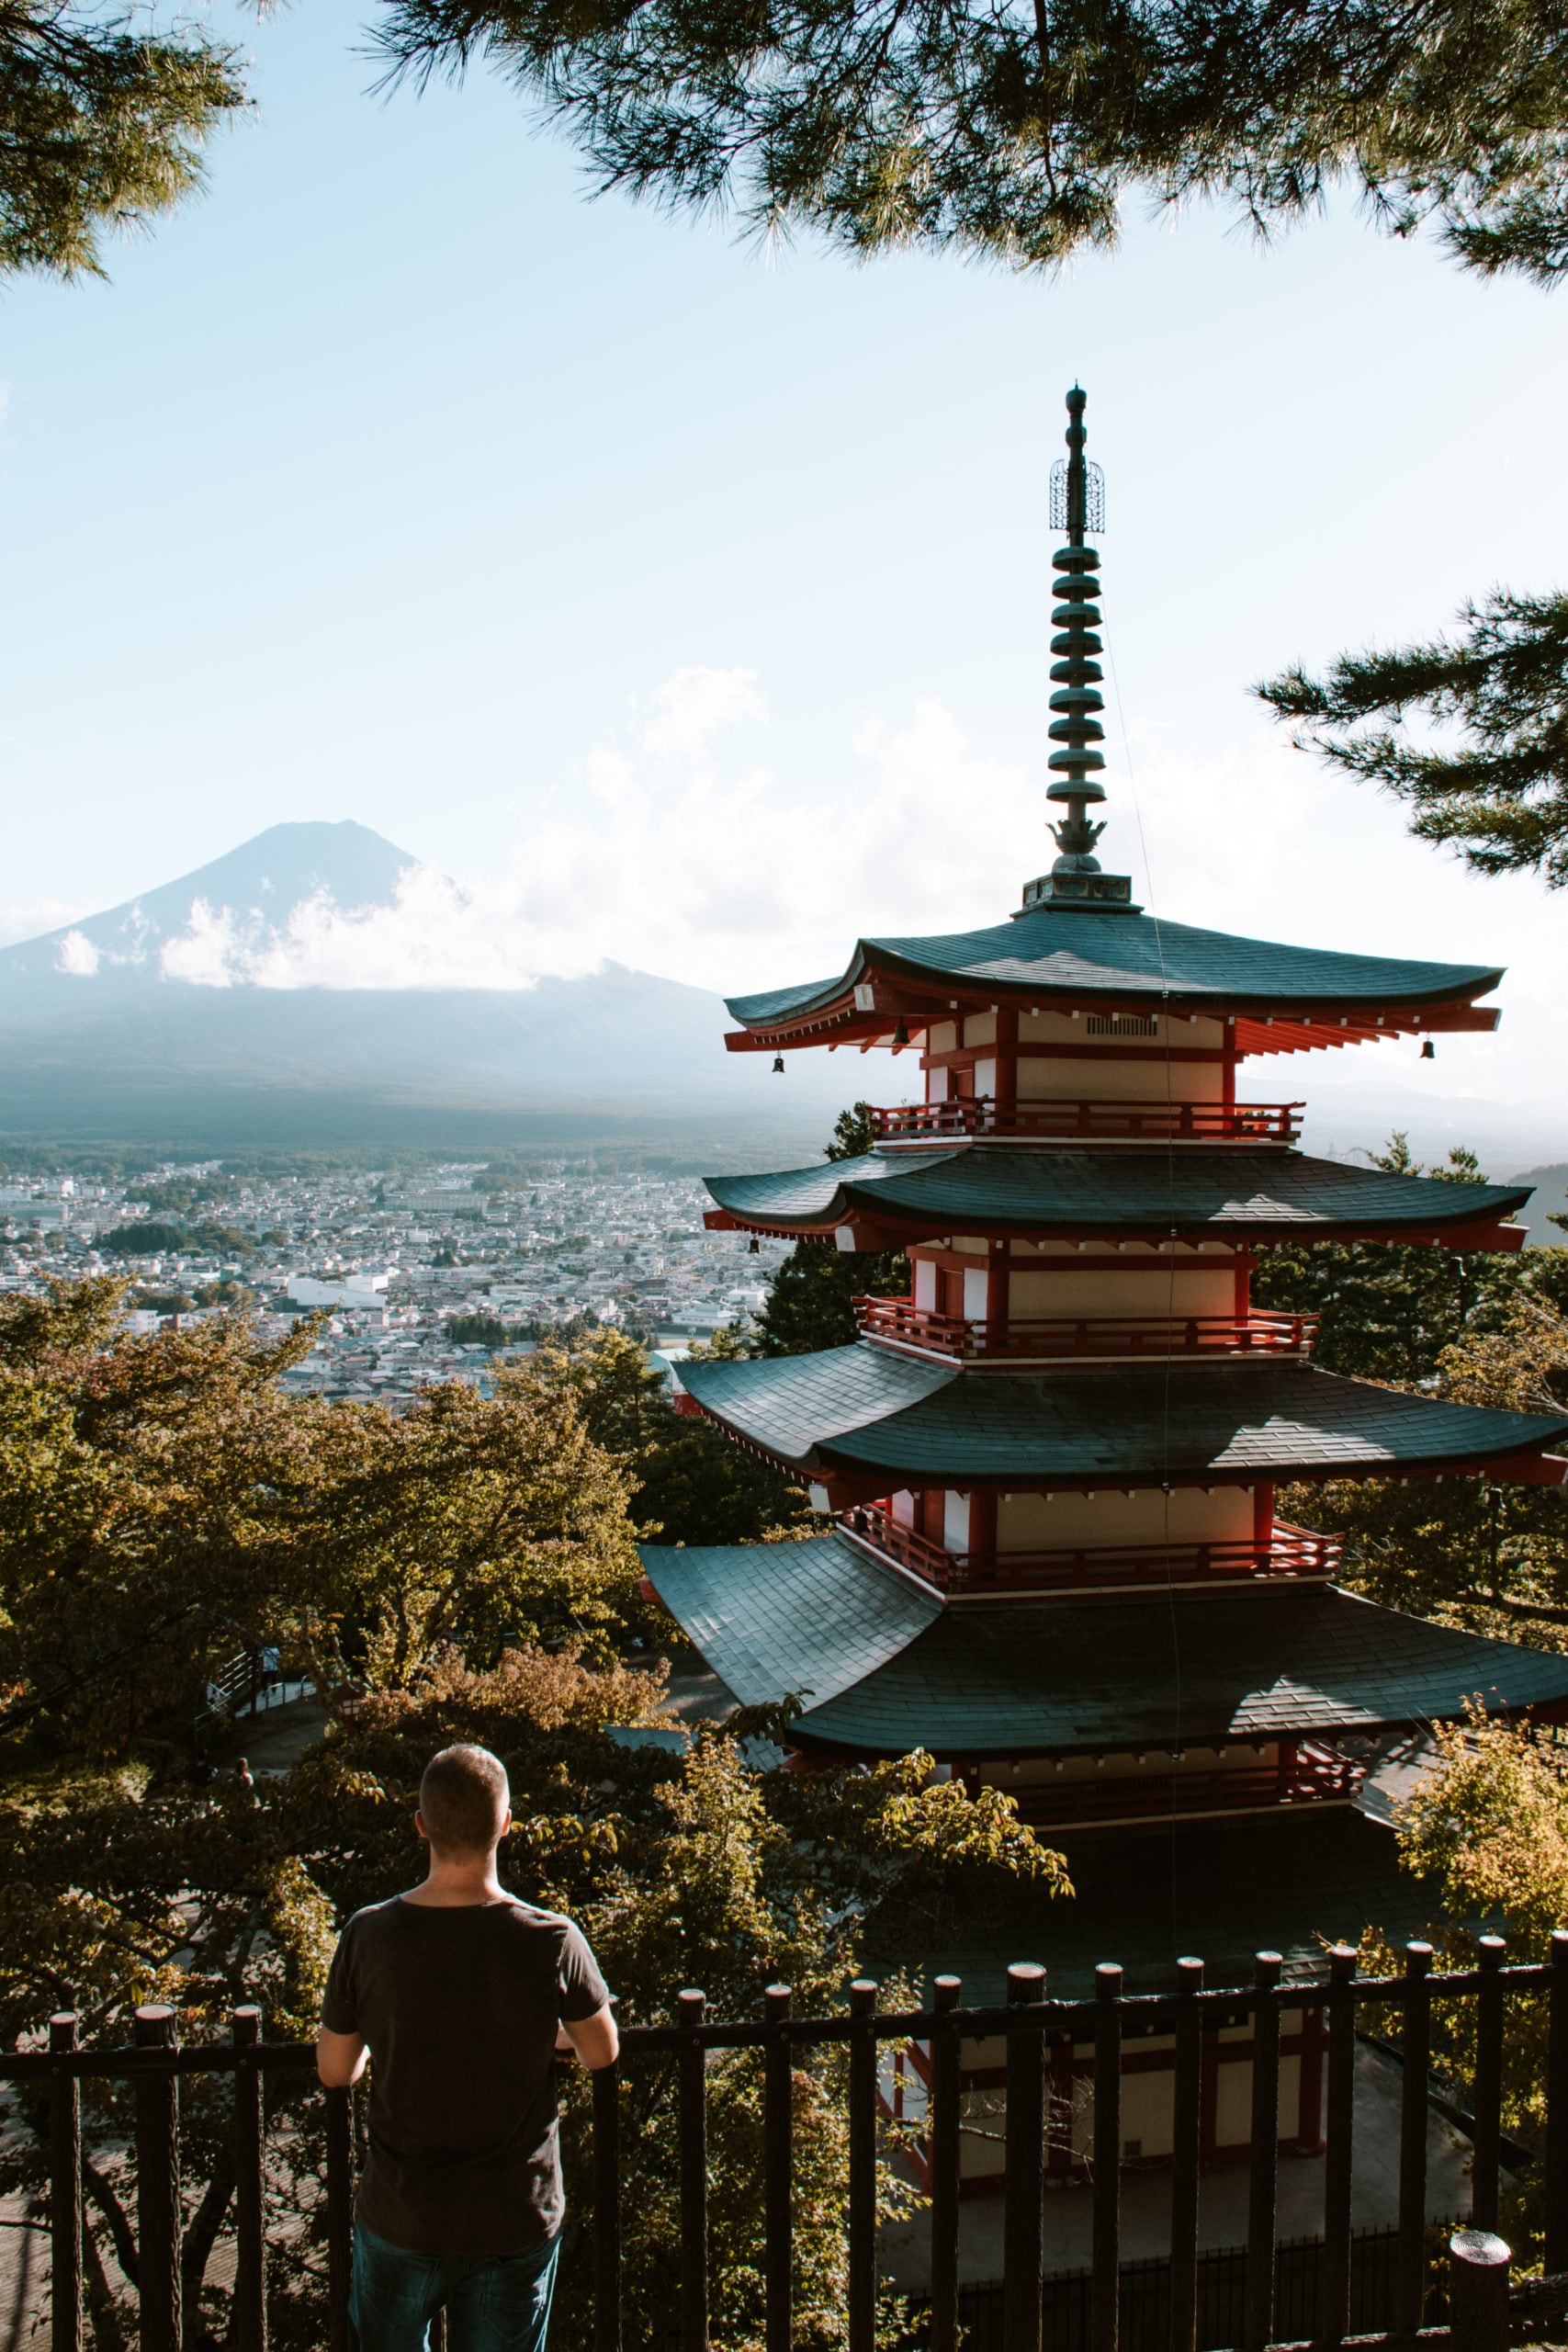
[317,1743,617,2352]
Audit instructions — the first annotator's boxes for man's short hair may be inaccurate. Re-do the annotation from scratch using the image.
[419,1745,510,1856]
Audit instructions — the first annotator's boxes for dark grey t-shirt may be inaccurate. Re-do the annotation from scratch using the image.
[321,1895,610,2255]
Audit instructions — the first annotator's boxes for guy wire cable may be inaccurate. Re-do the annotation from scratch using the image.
[1102,618,1188,1960]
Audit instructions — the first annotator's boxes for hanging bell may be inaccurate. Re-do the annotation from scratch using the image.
[1420,1038,1436,1060]
[892,1018,910,1047]
[748,1236,760,1254]
[773,1054,785,1074]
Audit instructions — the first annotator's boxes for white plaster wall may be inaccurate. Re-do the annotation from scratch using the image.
[1008,1265,1237,1317]
[1016,1056,1226,1103]
[995,1487,1255,1550]
[943,1492,971,1552]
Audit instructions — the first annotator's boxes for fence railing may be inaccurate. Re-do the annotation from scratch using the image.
[835,1505,1343,1596]
[868,1100,1305,1146]
[20,1938,1568,2352]
[852,1301,1319,1363]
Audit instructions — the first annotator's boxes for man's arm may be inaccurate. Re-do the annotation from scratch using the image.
[316,2028,369,2087]
[558,2005,618,2070]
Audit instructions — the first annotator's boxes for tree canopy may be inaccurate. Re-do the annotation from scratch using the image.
[1258,588,1568,886]
[1,0,245,277]
[372,0,1568,284]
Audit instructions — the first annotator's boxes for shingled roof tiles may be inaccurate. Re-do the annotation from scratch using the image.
[678,1348,1568,1482]
[704,1148,1531,1238]
[727,909,1502,1027]
[637,1535,1568,1754]
[637,1535,941,1712]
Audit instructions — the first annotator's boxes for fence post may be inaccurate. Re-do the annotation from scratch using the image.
[677,1990,707,2352]
[1397,1940,1433,2333]
[930,1975,962,2352]
[1547,1929,1568,2275]
[763,1984,793,2352]
[848,1981,877,2352]
[1472,1935,1506,2233]
[325,2084,355,2352]
[1004,1962,1046,2352]
[1092,1964,1122,2352]
[1323,1945,1357,2345]
[1169,1959,1202,2352]
[593,2058,622,2352]
[134,2005,181,2352]
[1448,2229,1510,2352]
[1244,1952,1282,2352]
[231,2005,266,2352]
[48,2013,81,2352]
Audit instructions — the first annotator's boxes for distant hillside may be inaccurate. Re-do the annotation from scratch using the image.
[0,822,853,1151]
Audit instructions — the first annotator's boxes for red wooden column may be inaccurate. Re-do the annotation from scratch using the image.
[994,1008,1019,1122]
[967,1491,998,1573]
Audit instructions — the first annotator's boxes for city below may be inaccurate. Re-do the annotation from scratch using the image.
[0,1160,792,1399]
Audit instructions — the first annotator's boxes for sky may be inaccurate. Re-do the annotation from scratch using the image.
[2,0,1566,1149]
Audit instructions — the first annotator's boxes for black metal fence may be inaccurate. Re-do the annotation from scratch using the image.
[16,1933,1568,2352]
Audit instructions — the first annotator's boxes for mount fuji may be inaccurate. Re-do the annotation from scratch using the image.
[0,824,847,1153]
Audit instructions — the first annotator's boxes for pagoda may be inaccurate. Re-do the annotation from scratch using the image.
[638,389,1568,2034]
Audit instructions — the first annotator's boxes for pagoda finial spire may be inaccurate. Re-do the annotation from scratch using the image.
[1019,386,1135,912]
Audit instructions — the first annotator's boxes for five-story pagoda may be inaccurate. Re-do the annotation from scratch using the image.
[639,389,1568,1999]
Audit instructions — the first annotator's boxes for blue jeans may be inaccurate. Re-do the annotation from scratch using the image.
[351,2220,560,2352]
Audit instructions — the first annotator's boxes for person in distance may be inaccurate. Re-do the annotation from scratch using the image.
[317,1743,617,2352]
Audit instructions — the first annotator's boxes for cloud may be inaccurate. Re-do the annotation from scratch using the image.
[142,666,1031,997]
[641,666,767,759]
[55,929,99,977]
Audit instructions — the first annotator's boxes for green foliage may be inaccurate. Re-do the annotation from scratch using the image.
[445,1310,525,1345]
[526,1328,816,1544]
[373,0,1568,283]
[0,1277,644,1754]
[1280,1276,1568,1634]
[1258,589,1568,884]
[0,0,246,278]
[1366,1710,1568,2262]
[101,1218,187,1254]
[751,1104,909,1358]
[1253,1138,1540,1385]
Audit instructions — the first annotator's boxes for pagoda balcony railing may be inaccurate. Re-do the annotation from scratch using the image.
[869,1096,1304,1144]
[17,1949,1564,2352]
[971,1740,1366,1834]
[855,1296,1318,1362]
[837,1504,1343,1594]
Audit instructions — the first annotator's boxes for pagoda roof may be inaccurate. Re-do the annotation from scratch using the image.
[678,1346,1568,1487]
[703,1147,1531,1245]
[726,905,1502,1045]
[637,1534,1568,1757]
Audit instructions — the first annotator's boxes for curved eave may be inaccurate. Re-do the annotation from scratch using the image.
[678,1348,1568,1492]
[723,911,1503,1057]
[639,1536,1568,1760]
[793,1584,1568,1759]
[701,1149,1533,1248]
